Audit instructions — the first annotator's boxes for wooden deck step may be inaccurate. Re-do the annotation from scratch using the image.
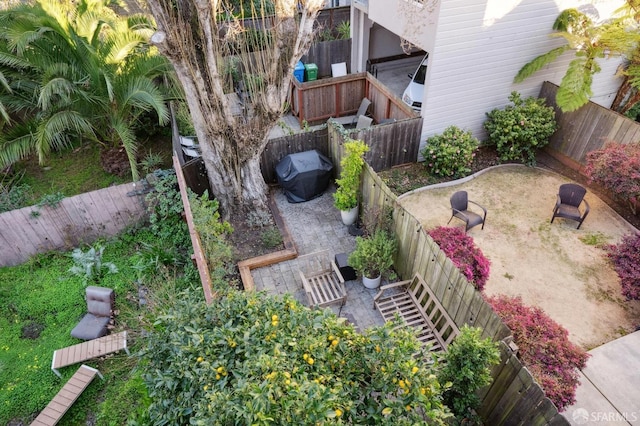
[31,365,103,426]
[51,331,129,377]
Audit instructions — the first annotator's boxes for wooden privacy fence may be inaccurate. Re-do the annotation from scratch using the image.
[0,183,147,267]
[357,163,568,425]
[327,119,422,173]
[301,39,351,80]
[291,72,420,126]
[260,128,330,184]
[540,81,640,170]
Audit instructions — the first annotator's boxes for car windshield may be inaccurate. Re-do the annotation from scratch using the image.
[413,64,427,85]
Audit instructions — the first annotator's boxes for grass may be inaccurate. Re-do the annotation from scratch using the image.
[0,227,193,425]
[8,136,173,207]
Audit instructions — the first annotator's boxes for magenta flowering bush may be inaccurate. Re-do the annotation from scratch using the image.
[584,142,640,215]
[605,233,640,300]
[486,295,589,411]
[428,226,490,291]
[421,126,479,178]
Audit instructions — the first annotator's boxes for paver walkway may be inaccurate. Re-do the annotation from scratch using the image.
[252,186,385,331]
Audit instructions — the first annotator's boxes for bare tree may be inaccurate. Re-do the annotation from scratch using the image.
[146,0,323,217]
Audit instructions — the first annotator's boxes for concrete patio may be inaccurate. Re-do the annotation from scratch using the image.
[251,186,386,331]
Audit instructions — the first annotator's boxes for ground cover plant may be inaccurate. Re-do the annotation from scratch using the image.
[605,233,640,300]
[485,295,589,411]
[428,226,491,291]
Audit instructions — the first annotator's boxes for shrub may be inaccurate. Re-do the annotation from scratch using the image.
[584,142,640,215]
[146,170,190,251]
[484,92,557,165]
[437,325,500,420]
[486,295,589,411]
[428,226,491,291]
[139,289,450,424]
[422,126,479,178]
[605,233,640,300]
[68,243,118,285]
[348,229,397,279]
[189,190,234,269]
[333,139,369,211]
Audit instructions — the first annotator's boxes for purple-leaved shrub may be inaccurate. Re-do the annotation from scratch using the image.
[428,226,490,291]
[486,295,589,411]
[605,233,640,300]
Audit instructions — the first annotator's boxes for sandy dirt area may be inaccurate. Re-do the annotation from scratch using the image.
[399,165,640,349]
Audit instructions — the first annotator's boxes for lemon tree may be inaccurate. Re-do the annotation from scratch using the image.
[140,289,450,425]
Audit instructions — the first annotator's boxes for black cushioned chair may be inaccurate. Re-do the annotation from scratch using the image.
[551,183,590,229]
[70,286,114,340]
[448,191,487,232]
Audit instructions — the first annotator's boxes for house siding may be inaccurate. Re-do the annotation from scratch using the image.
[356,0,626,151]
[422,0,625,146]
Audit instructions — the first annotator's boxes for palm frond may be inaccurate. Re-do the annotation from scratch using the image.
[117,76,169,123]
[35,110,95,163]
[0,120,37,168]
[514,46,570,83]
[556,58,596,112]
[109,116,139,180]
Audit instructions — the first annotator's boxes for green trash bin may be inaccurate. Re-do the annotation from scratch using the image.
[304,63,318,82]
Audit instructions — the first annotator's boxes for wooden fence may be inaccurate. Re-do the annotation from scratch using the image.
[0,183,148,267]
[327,119,422,173]
[290,72,420,125]
[540,81,640,170]
[301,39,351,80]
[260,128,330,184]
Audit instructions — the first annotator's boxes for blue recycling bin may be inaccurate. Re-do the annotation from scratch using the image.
[294,61,305,82]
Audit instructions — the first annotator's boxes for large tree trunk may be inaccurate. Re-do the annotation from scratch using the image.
[146,0,322,218]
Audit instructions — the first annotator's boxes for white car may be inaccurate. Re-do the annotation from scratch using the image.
[402,54,429,111]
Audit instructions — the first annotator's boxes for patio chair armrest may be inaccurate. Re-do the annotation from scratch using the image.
[469,200,487,215]
[373,279,411,303]
[582,198,590,216]
[452,208,471,221]
[331,260,345,283]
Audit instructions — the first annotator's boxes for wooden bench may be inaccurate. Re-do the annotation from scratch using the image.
[31,364,103,426]
[51,331,129,377]
[374,273,459,352]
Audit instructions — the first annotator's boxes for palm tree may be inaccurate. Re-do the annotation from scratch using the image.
[0,0,171,179]
[514,6,640,112]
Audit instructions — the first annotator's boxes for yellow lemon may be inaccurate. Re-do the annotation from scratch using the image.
[197,357,203,362]
[203,385,208,391]
[303,353,309,360]
[398,380,405,388]
[331,339,339,347]
[272,314,278,321]
[412,366,419,374]
[335,408,343,417]
[307,357,314,365]
[382,407,392,416]
[216,366,224,373]
[406,405,411,411]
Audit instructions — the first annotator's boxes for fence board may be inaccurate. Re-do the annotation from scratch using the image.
[329,119,563,425]
[0,182,147,267]
[541,81,640,169]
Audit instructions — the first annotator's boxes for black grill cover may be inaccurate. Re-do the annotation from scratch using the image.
[275,150,333,203]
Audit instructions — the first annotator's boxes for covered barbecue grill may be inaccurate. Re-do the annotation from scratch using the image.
[275,150,333,203]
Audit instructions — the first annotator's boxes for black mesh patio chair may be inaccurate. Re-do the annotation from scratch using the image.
[447,191,487,232]
[551,183,590,229]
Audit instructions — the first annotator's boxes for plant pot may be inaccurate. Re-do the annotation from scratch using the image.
[362,274,382,289]
[348,221,364,236]
[340,205,359,226]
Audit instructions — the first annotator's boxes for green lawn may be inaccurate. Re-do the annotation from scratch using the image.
[0,228,180,424]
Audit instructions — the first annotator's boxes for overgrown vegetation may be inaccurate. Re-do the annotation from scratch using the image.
[333,139,369,211]
[486,295,589,411]
[68,244,119,286]
[484,92,557,166]
[584,142,640,215]
[605,233,640,300]
[428,226,491,291]
[139,288,451,424]
[421,126,479,178]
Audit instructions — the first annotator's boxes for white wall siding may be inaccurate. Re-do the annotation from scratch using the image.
[419,0,625,147]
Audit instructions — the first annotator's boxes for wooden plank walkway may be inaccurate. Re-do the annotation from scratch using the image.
[31,365,103,426]
[51,331,129,377]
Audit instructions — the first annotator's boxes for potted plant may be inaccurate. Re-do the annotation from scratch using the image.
[348,229,397,289]
[333,139,369,225]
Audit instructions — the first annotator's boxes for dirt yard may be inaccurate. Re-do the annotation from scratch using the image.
[399,165,640,350]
